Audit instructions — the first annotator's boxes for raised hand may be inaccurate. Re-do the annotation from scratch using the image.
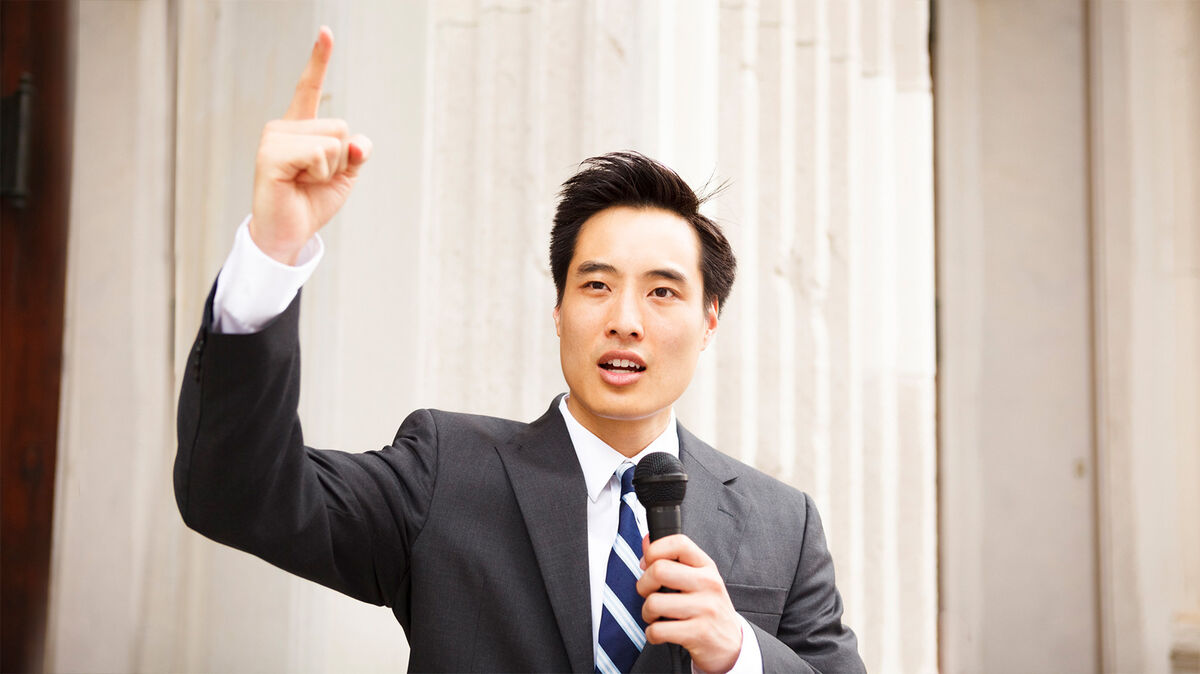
[249,26,372,264]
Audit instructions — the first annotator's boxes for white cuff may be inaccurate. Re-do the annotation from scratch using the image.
[691,614,763,674]
[212,215,323,334]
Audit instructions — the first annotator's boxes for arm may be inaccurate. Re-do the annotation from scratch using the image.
[175,284,436,607]
[754,493,864,673]
[175,28,419,608]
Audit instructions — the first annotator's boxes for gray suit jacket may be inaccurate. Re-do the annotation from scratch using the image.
[175,287,863,673]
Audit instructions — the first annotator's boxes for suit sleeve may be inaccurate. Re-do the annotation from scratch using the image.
[753,493,865,673]
[175,281,436,610]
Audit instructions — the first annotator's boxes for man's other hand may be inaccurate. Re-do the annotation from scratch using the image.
[250,26,372,265]
[638,534,743,674]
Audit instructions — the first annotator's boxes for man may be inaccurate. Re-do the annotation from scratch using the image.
[176,28,863,673]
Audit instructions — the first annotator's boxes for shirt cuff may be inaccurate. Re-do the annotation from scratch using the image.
[691,615,763,674]
[212,215,323,334]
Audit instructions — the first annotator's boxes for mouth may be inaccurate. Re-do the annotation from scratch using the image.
[596,352,647,387]
[598,358,647,373]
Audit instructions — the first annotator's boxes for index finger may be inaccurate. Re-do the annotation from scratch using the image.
[641,534,713,569]
[284,26,333,120]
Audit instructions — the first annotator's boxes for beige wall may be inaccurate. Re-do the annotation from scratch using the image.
[937,1,1200,672]
[1090,1,1200,672]
[936,0,1100,670]
[46,1,176,670]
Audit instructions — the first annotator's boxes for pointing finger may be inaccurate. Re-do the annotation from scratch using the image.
[284,26,333,120]
[264,118,349,139]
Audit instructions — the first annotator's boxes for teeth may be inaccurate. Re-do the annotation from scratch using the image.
[604,358,642,370]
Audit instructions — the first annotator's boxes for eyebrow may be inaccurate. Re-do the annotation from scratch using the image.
[575,261,617,276]
[574,260,689,284]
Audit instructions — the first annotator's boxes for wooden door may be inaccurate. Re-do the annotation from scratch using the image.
[1,2,73,672]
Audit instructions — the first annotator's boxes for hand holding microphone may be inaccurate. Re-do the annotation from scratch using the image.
[634,452,743,674]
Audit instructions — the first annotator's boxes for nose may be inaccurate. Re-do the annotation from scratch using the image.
[606,288,643,340]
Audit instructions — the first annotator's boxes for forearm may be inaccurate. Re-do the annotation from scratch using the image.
[764,493,865,673]
[175,283,310,545]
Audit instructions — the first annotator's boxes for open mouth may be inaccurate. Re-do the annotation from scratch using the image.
[598,358,646,373]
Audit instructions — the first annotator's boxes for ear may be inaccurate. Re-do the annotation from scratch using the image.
[700,300,719,350]
[553,304,561,337]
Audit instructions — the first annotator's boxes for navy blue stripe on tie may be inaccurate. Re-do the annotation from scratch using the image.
[595,464,647,674]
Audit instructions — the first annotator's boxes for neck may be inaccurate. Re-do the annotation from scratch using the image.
[565,396,672,458]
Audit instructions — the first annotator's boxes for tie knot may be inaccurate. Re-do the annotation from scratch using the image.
[617,463,636,497]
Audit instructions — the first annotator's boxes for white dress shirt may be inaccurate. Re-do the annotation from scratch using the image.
[213,219,763,672]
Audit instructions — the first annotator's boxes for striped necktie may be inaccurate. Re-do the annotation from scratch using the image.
[595,463,648,674]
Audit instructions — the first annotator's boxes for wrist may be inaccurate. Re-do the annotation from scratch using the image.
[692,612,748,674]
[248,217,306,266]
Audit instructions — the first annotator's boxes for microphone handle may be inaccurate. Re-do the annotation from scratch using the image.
[646,504,682,541]
[645,503,686,673]
[646,504,682,594]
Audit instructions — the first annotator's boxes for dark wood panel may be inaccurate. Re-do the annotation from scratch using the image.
[1,2,74,672]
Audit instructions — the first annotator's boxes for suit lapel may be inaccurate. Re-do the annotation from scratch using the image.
[495,397,593,673]
[632,423,748,672]
[677,424,747,580]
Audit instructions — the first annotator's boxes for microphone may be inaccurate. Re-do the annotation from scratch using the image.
[633,452,689,674]
[633,452,688,541]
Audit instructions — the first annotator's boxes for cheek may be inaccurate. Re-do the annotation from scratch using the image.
[652,319,707,361]
[559,321,591,361]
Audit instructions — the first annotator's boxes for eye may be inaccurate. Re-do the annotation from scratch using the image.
[584,281,608,291]
[650,287,676,299]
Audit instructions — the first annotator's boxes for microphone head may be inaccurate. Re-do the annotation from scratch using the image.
[633,452,688,508]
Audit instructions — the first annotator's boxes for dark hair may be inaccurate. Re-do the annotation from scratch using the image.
[550,151,737,315]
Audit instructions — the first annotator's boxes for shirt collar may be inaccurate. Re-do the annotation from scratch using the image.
[558,395,680,503]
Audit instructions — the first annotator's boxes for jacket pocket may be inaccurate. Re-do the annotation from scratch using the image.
[726,583,788,635]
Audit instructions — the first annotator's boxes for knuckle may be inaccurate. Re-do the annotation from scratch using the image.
[699,572,722,593]
[642,561,658,580]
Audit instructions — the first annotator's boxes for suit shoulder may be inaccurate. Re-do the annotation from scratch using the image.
[729,457,811,512]
[682,436,811,517]
[403,407,528,445]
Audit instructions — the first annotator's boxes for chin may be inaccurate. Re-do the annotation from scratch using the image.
[586,393,669,422]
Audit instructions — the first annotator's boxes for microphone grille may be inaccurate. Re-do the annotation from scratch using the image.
[633,452,688,507]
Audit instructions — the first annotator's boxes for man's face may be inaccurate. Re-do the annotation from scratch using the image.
[553,205,718,438]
